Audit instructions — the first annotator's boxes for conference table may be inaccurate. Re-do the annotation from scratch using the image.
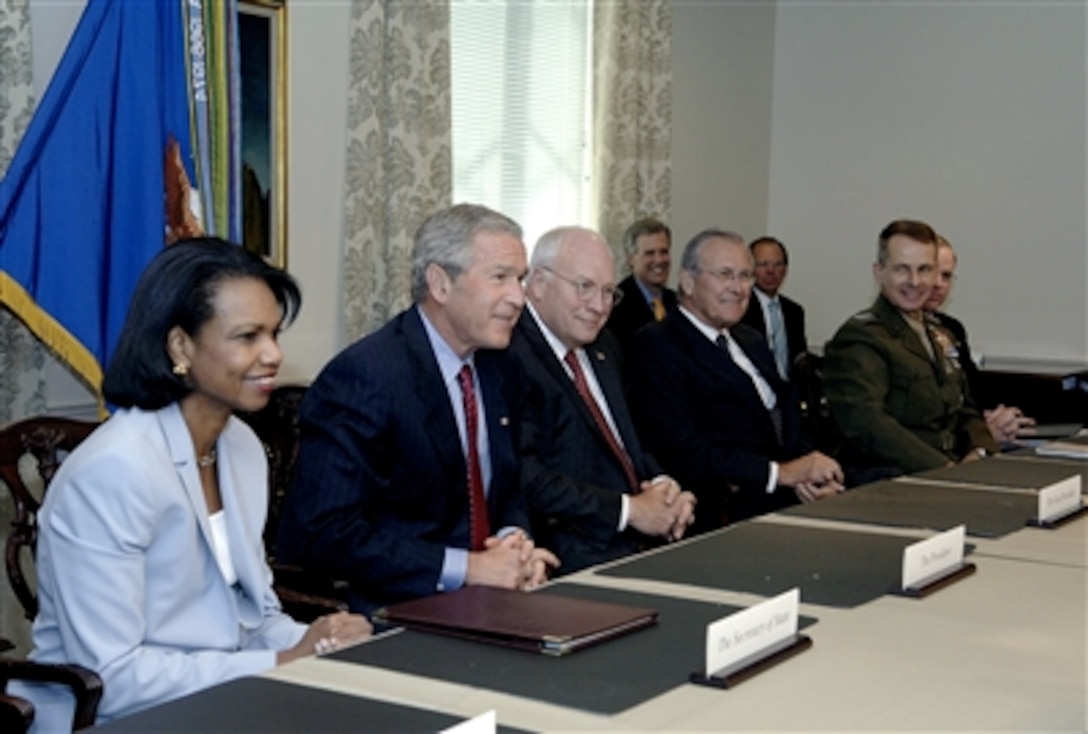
[94,453,1087,732]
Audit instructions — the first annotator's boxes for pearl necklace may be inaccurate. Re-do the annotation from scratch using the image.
[196,449,217,468]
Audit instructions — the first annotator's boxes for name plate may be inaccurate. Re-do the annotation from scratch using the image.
[441,710,495,734]
[1036,475,1083,524]
[896,525,974,597]
[690,588,811,688]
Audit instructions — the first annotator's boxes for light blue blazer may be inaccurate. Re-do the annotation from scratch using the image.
[11,403,305,731]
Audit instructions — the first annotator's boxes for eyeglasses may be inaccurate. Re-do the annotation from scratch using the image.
[539,266,624,306]
[694,267,755,286]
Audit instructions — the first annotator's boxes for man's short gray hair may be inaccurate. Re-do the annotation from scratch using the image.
[410,203,523,303]
[679,228,747,273]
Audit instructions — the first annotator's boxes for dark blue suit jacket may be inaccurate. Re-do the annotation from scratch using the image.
[276,307,527,615]
[604,275,678,357]
[510,313,662,573]
[628,310,805,529]
[740,291,808,377]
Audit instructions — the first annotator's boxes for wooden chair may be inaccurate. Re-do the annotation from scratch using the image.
[0,658,103,732]
[235,385,308,558]
[0,415,105,731]
[236,386,349,620]
[0,690,35,734]
[1,416,99,621]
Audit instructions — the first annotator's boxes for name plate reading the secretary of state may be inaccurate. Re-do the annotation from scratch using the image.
[689,588,811,689]
[892,524,975,598]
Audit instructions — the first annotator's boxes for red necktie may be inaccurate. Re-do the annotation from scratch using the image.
[457,364,490,550]
[563,351,640,491]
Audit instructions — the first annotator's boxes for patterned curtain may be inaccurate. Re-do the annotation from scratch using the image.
[0,0,47,425]
[341,0,451,341]
[591,0,673,260]
[0,0,40,654]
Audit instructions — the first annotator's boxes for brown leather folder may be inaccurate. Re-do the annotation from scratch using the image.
[373,586,658,656]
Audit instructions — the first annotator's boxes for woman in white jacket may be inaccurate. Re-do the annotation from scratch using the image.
[12,238,371,731]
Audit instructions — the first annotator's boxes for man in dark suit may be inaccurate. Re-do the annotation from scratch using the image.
[628,229,843,530]
[512,226,695,573]
[277,204,558,616]
[740,236,807,380]
[925,234,1034,444]
[605,217,678,355]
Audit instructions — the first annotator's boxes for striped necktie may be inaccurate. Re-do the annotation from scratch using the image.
[564,350,640,491]
[457,364,490,549]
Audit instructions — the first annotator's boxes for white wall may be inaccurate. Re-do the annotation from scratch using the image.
[673,0,1088,367]
[671,0,776,249]
[769,1,1087,364]
[276,1,352,383]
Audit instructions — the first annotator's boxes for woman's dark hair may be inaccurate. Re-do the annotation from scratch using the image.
[103,237,301,409]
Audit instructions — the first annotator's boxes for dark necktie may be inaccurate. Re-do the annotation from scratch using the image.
[563,350,640,491]
[457,364,490,550]
[715,333,784,446]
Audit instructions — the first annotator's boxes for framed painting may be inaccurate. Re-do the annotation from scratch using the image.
[238,0,287,268]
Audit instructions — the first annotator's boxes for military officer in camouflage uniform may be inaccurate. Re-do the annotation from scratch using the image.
[823,220,998,474]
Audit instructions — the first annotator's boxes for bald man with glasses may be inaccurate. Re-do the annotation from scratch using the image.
[512,226,695,574]
[626,228,843,531]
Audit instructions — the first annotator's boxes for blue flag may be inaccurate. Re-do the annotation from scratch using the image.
[0,0,193,402]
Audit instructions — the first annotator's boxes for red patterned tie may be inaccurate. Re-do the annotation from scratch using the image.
[457,364,490,550]
[564,351,640,491]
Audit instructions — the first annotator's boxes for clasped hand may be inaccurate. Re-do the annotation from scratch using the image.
[984,404,1034,444]
[780,451,845,503]
[468,529,559,591]
[628,475,697,541]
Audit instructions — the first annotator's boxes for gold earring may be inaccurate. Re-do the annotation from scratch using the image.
[172,363,189,376]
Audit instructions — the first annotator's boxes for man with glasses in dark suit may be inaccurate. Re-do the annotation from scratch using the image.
[627,228,843,530]
[513,226,695,573]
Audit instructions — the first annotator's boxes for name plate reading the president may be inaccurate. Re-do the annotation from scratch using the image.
[690,588,811,688]
[1035,475,1083,525]
[897,525,974,597]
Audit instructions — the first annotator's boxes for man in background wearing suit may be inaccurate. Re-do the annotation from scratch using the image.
[822,220,998,475]
[277,204,558,616]
[925,234,1034,444]
[628,229,843,530]
[741,236,808,380]
[605,217,678,354]
[513,226,696,573]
